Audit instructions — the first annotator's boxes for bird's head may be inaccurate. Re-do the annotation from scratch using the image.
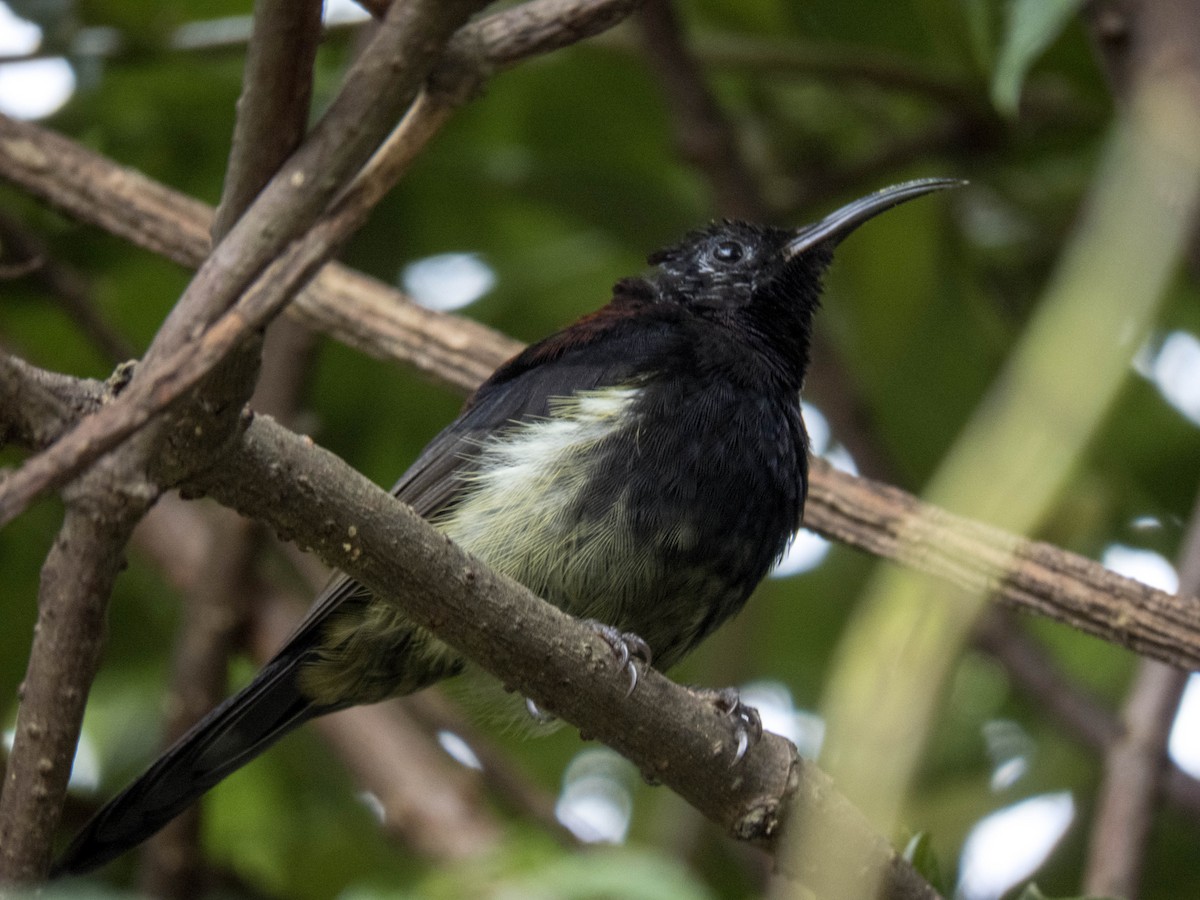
[646,178,963,313]
[639,178,963,382]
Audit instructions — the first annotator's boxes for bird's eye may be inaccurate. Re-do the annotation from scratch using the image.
[712,240,744,264]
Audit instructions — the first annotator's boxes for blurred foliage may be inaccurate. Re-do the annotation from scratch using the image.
[2,0,1199,898]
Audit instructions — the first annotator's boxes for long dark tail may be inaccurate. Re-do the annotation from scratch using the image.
[53,650,323,877]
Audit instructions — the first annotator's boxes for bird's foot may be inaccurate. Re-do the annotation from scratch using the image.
[583,619,653,696]
[693,686,763,765]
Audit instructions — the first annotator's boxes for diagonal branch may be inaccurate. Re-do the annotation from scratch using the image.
[210,0,324,243]
[141,0,489,362]
[185,411,939,900]
[804,458,1200,669]
[0,226,345,525]
[0,111,517,391]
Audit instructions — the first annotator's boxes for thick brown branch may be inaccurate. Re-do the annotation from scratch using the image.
[185,412,936,900]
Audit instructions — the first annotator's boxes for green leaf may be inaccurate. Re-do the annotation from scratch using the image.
[991,0,1086,115]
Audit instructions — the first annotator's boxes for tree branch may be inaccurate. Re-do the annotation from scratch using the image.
[804,458,1200,669]
[210,0,324,242]
[181,411,937,900]
[142,0,488,361]
[0,470,152,883]
[0,228,336,526]
[0,107,516,392]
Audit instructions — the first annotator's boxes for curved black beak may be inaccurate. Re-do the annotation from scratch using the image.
[783,177,965,259]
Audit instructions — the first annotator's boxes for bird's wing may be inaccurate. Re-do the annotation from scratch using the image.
[281,297,674,651]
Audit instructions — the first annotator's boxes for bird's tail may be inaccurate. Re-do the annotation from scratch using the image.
[53,650,322,877]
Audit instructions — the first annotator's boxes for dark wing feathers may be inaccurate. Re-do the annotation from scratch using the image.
[281,298,677,656]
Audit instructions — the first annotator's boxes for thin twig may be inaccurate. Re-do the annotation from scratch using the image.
[636,0,764,220]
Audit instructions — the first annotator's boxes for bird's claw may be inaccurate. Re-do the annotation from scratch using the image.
[583,619,652,696]
[699,686,763,765]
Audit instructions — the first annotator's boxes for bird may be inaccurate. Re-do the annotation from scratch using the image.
[54,177,960,876]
